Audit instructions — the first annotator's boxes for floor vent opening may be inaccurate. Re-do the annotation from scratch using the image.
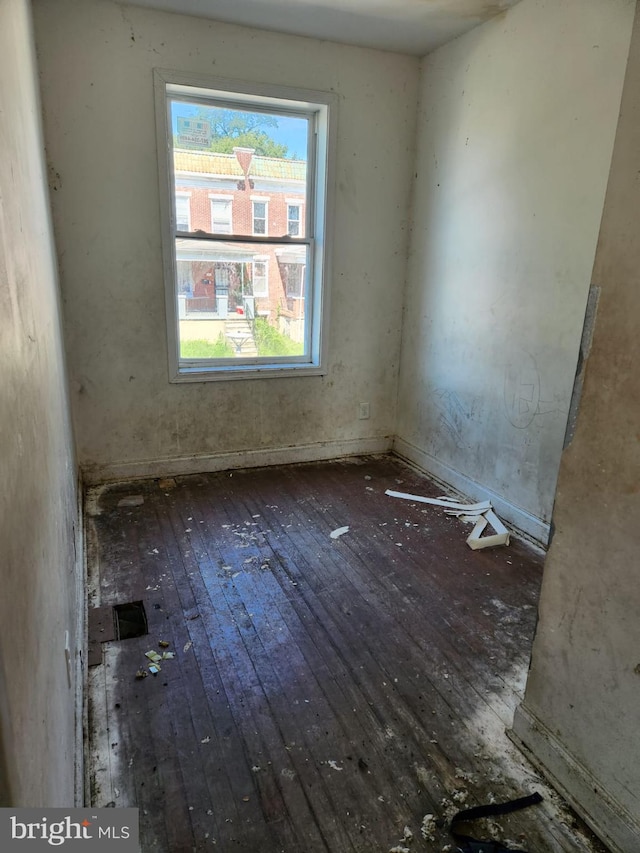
[113,601,148,640]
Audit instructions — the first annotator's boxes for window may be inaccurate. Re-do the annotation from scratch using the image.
[287,204,301,237]
[252,259,268,297]
[175,193,191,231]
[210,197,232,234]
[155,70,336,380]
[252,199,268,236]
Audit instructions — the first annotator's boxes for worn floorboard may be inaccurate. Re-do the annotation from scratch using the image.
[86,456,608,853]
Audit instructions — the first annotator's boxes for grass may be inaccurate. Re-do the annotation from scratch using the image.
[180,334,234,359]
[254,317,303,357]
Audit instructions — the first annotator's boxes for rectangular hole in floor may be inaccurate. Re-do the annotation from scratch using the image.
[113,601,148,640]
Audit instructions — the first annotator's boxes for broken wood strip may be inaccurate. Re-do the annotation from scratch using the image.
[319,461,539,679]
[249,475,486,792]
[289,465,527,727]
[385,488,492,513]
[87,459,601,853]
[467,510,510,551]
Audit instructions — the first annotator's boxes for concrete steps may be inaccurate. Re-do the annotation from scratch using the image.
[224,317,258,357]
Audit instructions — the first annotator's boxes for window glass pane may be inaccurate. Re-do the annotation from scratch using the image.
[175,195,190,231]
[287,204,301,237]
[175,238,308,360]
[211,199,232,233]
[171,100,308,238]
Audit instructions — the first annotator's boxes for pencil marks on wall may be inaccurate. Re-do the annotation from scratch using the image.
[503,349,567,430]
[431,387,481,451]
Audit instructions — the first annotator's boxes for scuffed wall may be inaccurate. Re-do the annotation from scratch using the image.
[513,6,640,850]
[0,0,81,806]
[396,0,635,541]
[33,0,419,481]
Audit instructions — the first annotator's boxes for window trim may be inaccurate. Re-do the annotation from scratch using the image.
[175,192,192,232]
[251,257,269,297]
[154,69,337,382]
[209,196,233,234]
[286,202,302,237]
[251,197,269,237]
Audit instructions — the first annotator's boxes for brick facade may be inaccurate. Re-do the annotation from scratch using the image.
[175,147,307,337]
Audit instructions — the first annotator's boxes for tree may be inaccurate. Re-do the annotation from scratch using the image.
[177,107,289,158]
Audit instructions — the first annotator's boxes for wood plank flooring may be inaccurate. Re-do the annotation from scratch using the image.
[85,455,608,853]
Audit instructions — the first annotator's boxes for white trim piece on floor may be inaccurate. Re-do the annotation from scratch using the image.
[82,436,393,485]
[391,436,550,548]
[511,703,640,853]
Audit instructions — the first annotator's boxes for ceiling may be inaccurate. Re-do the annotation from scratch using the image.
[123,0,521,56]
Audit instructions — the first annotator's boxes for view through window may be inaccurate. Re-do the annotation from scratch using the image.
[156,74,333,379]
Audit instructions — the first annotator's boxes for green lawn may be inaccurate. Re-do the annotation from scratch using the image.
[254,317,303,357]
[180,334,234,358]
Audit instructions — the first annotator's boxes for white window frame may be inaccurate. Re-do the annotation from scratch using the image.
[251,196,269,237]
[251,257,269,297]
[209,195,233,234]
[286,200,302,237]
[155,70,336,382]
[175,192,192,232]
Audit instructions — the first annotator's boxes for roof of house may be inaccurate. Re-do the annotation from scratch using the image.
[174,149,306,181]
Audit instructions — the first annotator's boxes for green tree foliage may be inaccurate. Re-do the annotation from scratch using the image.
[210,130,288,158]
[178,107,289,158]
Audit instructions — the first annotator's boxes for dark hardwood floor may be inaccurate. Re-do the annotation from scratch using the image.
[85,455,607,853]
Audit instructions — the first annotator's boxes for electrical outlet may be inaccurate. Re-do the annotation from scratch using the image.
[358,402,370,420]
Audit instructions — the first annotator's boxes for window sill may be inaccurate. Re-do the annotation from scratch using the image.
[170,363,327,383]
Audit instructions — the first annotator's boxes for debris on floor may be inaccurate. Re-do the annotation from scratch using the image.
[385,489,510,550]
[421,813,437,841]
[158,477,176,490]
[449,792,543,853]
[139,643,176,677]
[330,526,350,539]
[117,495,144,507]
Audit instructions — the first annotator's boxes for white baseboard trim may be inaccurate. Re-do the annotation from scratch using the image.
[392,436,550,547]
[511,703,640,853]
[75,470,86,807]
[82,436,393,485]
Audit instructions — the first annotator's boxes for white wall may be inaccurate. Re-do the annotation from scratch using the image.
[396,0,635,542]
[513,8,640,848]
[33,0,419,482]
[0,0,81,806]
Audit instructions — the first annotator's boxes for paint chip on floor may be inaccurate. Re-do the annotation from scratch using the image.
[330,526,350,539]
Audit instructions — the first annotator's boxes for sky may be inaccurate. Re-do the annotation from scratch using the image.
[171,100,309,160]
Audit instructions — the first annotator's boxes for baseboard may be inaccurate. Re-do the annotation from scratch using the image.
[82,436,393,485]
[74,469,86,807]
[391,436,550,547]
[511,703,640,853]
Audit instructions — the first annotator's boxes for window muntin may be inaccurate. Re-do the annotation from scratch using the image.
[252,200,268,236]
[210,198,232,234]
[252,259,269,297]
[175,193,191,231]
[156,72,334,380]
[287,204,301,236]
